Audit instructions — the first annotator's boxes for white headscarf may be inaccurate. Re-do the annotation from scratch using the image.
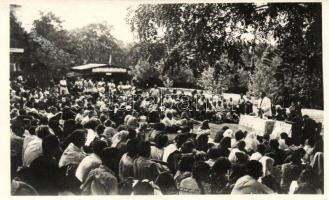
[223,129,233,138]
[244,132,259,152]
[259,156,274,177]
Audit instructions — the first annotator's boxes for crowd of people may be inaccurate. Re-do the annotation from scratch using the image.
[10,75,323,195]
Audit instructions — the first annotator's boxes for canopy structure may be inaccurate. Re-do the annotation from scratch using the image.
[69,63,131,81]
[71,63,107,70]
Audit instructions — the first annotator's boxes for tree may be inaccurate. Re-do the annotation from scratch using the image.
[248,44,282,99]
[252,3,323,108]
[69,22,131,67]
[128,3,257,76]
[69,22,116,64]
[130,60,163,88]
[32,12,74,55]
[129,3,323,108]
[197,67,227,94]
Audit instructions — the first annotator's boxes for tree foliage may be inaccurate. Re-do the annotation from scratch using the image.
[128,3,323,108]
[130,60,163,88]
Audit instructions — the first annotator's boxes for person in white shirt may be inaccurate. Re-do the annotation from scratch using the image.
[149,85,160,103]
[59,77,69,95]
[257,92,272,119]
[75,140,107,182]
[108,80,116,96]
[161,110,177,128]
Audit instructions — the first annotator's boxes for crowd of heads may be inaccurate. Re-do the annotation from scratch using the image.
[10,75,323,195]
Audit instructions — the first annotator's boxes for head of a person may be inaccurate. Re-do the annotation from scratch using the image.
[297,167,317,186]
[212,157,231,175]
[35,125,52,139]
[127,128,137,140]
[280,132,289,140]
[84,118,101,130]
[192,162,211,181]
[42,134,60,157]
[207,147,220,160]
[181,139,195,154]
[96,124,105,135]
[305,138,315,147]
[175,133,189,148]
[235,130,245,141]
[91,140,108,157]
[10,120,25,137]
[196,134,209,150]
[155,172,178,195]
[133,180,154,195]
[28,126,36,136]
[269,139,279,151]
[39,116,49,125]
[137,141,151,158]
[263,134,270,142]
[237,140,246,151]
[68,129,86,148]
[127,117,139,129]
[220,137,231,149]
[290,151,302,165]
[246,160,263,179]
[260,92,266,99]
[178,155,195,172]
[154,134,169,149]
[100,147,120,173]
[166,111,173,119]
[126,138,139,158]
[200,120,210,130]
[257,143,266,155]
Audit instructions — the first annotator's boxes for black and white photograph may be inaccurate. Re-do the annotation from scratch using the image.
[4,0,326,196]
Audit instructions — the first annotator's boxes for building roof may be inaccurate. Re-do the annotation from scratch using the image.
[71,63,107,70]
[71,63,130,71]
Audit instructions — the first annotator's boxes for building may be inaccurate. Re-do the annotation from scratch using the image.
[69,63,131,82]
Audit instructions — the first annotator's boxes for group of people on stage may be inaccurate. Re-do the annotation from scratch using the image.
[10,75,323,195]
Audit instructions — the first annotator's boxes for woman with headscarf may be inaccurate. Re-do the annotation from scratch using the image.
[179,162,212,194]
[155,172,178,195]
[161,110,178,133]
[280,151,305,193]
[28,135,64,195]
[59,129,86,168]
[22,125,52,167]
[174,155,194,187]
[244,132,259,154]
[81,147,120,195]
[196,120,211,135]
[111,130,129,157]
[289,167,322,194]
[211,157,231,194]
[213,126,229,143]
[231,160,274,194]
[259,156,280,193]
[218,137,231,157]
[228,141,248,164]
[150,134,168,160]
[310,152,323,192]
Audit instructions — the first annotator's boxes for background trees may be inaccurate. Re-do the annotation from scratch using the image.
[128,3,323,109]
[10,3,323,108]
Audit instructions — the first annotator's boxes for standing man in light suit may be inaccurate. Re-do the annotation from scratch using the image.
[257,92,272,119]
